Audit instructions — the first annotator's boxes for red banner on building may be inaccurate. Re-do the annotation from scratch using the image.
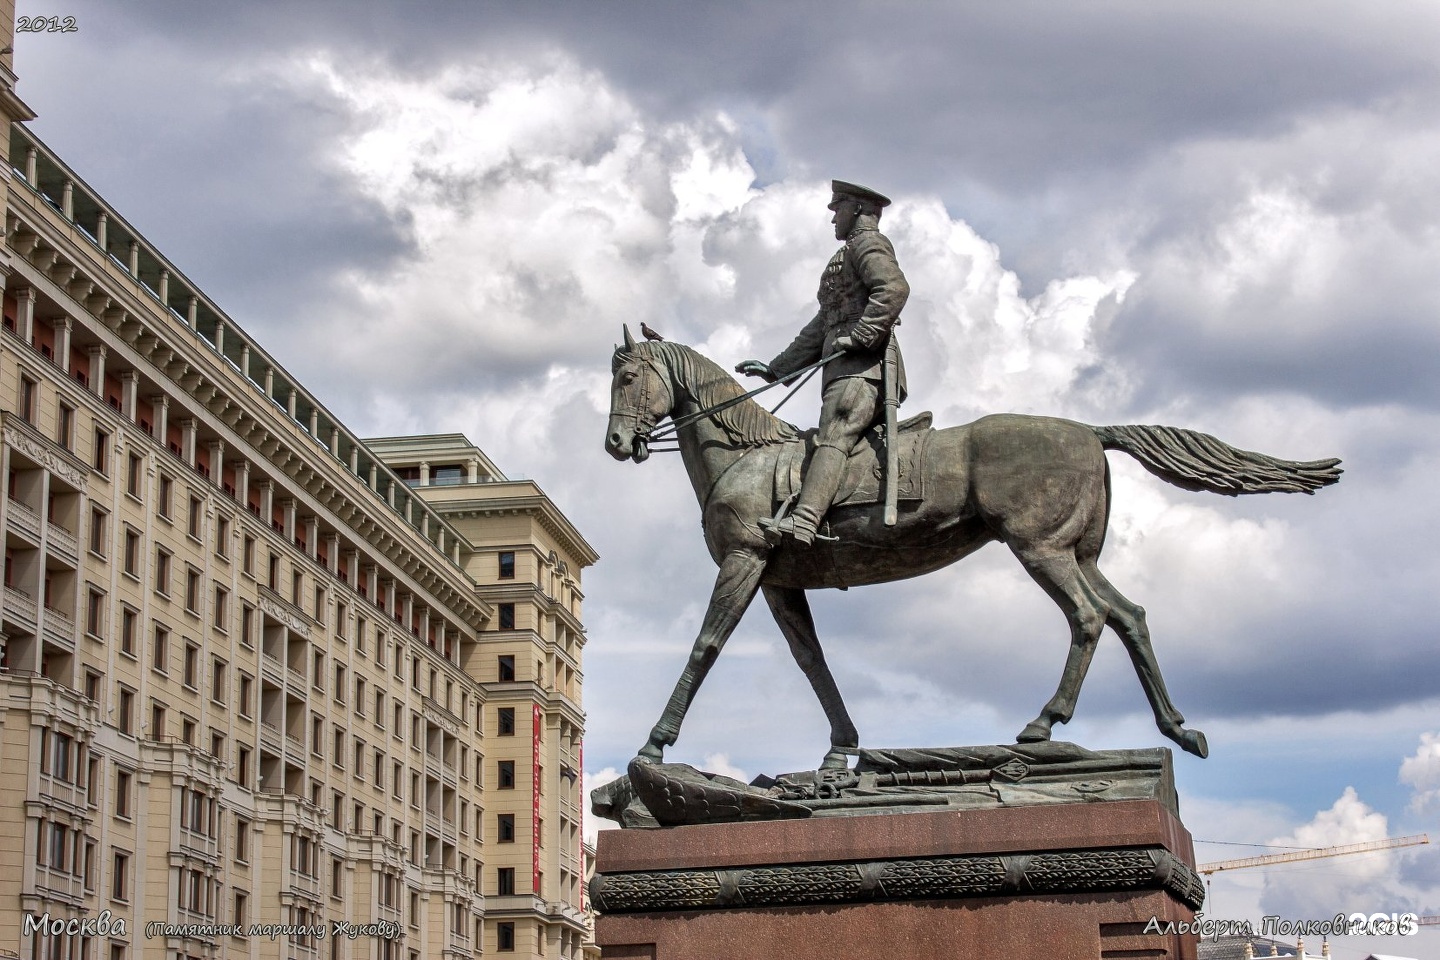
[533,702,543,894]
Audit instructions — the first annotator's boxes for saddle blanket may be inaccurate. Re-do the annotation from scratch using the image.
[775,411,933,510]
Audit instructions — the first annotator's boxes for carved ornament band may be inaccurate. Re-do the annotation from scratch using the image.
[590,846,1205,914]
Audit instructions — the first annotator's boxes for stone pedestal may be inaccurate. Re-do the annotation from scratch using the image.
[592,799,1202,960]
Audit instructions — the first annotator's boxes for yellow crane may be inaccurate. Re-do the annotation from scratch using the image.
[1197,833,1429,875]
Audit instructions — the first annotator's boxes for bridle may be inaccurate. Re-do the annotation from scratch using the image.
[636,349,844,450]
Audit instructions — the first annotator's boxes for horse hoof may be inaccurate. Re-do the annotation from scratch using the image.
[1016,721,1053,743]
[637,743,664,763]
[820,747,851,771]
[1177,728,1209,759]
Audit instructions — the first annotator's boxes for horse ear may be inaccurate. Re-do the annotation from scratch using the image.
[623,324,637,352]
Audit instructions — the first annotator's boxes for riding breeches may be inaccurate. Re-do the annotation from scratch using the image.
[815,376,881,453]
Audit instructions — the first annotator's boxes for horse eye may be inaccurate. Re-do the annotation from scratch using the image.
[622,370,638,384]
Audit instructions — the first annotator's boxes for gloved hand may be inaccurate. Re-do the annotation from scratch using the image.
[734,360,776,382]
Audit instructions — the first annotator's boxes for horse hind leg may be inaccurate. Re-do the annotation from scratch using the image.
[763,585,859,770]
[1013,548,1109,745]
[1082,561,1208,759]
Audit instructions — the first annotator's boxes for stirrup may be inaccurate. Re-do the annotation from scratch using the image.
[758,494,837,545]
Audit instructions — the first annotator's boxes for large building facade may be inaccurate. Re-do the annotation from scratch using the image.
[0,19,595,960]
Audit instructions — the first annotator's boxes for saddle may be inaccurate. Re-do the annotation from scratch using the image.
[775,411,933,511]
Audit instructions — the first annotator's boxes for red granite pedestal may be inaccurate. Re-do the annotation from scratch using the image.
[592,799,1201,960]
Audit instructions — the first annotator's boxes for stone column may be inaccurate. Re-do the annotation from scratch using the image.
[234,460,249,508]
[179,418,197,467]
[86,346,106,397]
[150,394,169,443]
[418,462,430,487]
[95,213,107,250]
[15,286,34,344]
[119,371,139,421]
[157,269,169,307]
[208,440,225,489]
[281,499,297,543]
[127,240,139,276]
[258,480,274,523]
[55,316,71,373]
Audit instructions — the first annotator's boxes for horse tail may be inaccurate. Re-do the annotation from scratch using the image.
[1092,424,1342,496]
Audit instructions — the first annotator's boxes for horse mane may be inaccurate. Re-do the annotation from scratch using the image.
[617,340,799,446]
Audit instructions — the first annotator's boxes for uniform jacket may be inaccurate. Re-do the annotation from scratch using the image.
[767,225,909,400]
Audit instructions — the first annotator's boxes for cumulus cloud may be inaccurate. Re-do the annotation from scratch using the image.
[1400,732,1440,814]
[1258,788,1398,920]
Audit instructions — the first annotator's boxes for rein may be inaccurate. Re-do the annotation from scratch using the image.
[643,350,844,446]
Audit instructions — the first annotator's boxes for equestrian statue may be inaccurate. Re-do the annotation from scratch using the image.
[603,181,1342,776]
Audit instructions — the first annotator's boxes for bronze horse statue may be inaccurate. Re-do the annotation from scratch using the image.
[604,327,1341,768]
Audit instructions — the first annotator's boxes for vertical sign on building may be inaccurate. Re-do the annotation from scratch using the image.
[533,702,543,894]
[578,739,585,912]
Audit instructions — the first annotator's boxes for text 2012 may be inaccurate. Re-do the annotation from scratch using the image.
[17,16,79,33]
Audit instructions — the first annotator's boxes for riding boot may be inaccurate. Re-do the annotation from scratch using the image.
[763,444,849,546]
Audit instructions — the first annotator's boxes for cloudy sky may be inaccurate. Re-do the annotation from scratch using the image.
[14,1,1440,953]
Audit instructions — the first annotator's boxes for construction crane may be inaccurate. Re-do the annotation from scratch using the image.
[1197,833,1429,875]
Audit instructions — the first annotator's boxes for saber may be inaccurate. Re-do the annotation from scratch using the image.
[882,332,900,525]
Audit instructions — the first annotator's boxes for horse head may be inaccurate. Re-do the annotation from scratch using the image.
[606,324,674,463]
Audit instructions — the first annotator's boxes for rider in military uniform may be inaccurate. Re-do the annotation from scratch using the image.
[736,180,909,545]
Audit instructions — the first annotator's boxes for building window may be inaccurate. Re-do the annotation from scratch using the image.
[237,746,251,787]
[182,643,199,689]
[117,687,135,735]
[18,375,36,423]
[89,506,107,556]
[213,585,229,629]
[334,664,346,704]
[86,587,106,637]
[497,813,515,843]
[55,402,74,449]
[111,850,130,902]
[242,534,255,574]
[498,551,515,579]
[497,867,515,896]
[120,608,137,656]
[115,768,132,818]
[498,760,515,789]
[154,548,171,596]
[498,707,515,736]
[188,496,202,538]
[238,674,253,718]
[122,528,140,577]
[240,604,254,648]
[235,818,250,863]
[498,654,515,681]
[127,453,143,498]
[498,603,515,630]
[93,428,110,474]
[497,921,515,951]
[152,624,169,673]
[185,567,200,612]
[150,701,166,739]
[233,890,248,927]
[157,474,173,520]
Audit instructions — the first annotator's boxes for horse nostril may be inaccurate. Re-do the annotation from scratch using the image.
[609,432,622,447]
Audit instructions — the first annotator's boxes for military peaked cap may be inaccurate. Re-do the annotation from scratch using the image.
[829,180,892,210]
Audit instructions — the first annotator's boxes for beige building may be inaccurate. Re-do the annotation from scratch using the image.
[0,15,595,960]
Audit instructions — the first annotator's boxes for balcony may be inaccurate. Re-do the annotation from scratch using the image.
[46,522,78,565]
[7,497,40,542]
[42,605,76,650]
[3,585,37,630]
[260,721,282,754]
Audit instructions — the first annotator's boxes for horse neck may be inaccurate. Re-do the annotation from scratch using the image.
[657,345,771,508]
[669,388,751,511]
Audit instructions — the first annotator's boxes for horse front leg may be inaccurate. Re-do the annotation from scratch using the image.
[639,549,770,763]
[762,585,858,770]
